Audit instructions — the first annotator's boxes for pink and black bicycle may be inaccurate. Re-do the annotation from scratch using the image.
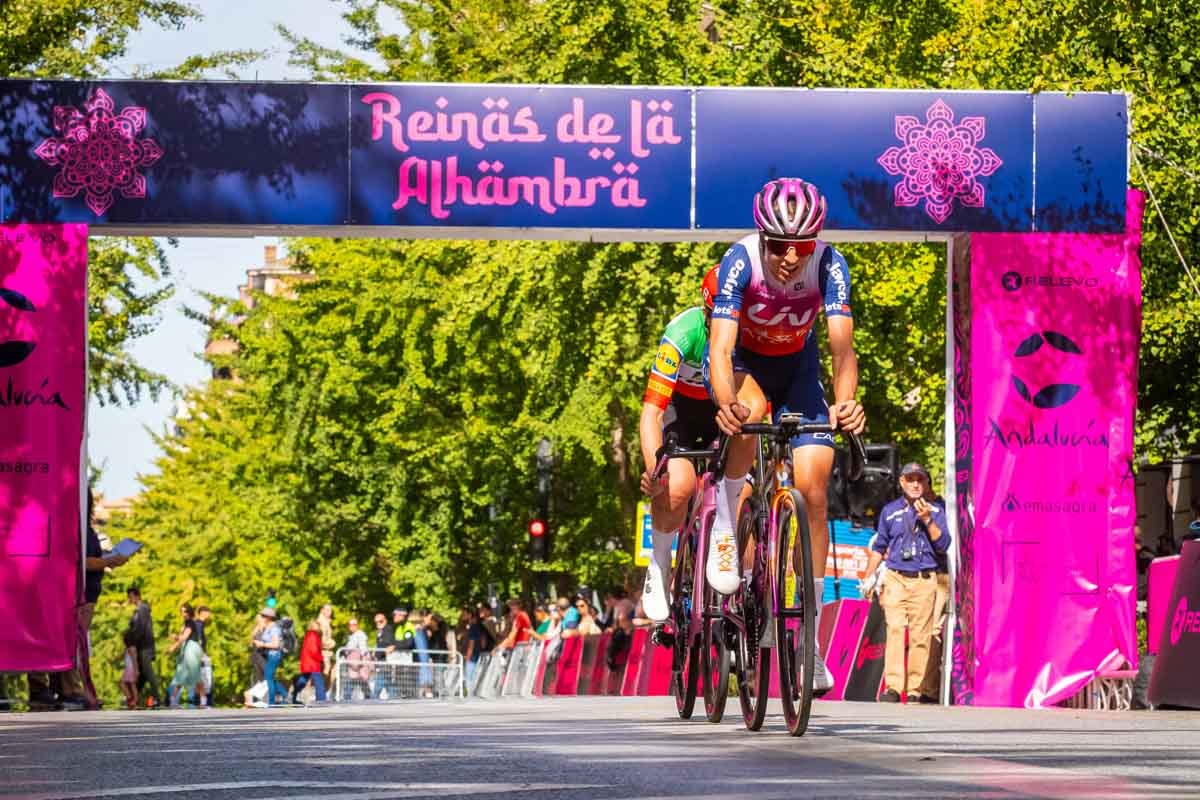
[647,433,734,723]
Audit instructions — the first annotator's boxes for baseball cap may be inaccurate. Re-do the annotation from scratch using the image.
[899,462,930,480]
[259,607,277,619]
[392,606,409,615]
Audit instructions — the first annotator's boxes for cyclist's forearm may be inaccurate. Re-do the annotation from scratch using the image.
[709,319,739,406]
[830,348,859,404]
[639,403,666,469]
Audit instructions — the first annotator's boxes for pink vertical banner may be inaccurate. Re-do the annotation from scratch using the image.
[0,224,88,672]
[967,193,1142,707]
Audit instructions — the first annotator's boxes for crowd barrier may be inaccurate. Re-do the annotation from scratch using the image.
[463,605,895,702]
[332,648,464,702]
[461,630,672,700]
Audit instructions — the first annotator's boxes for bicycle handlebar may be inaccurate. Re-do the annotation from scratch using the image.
[649,433,731,483]
[738,417,868,482]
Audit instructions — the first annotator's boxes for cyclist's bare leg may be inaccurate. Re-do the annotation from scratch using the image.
[645,458,698,625]
[790,444,837,690]
[790,445,835,583]
[722,372,768,480]
[649,458,698,534]
[708,373,767,594]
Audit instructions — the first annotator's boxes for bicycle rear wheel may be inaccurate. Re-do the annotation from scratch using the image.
[735,499,770,731]
[701,583,731,723]
[773,489,817,737]
[671,525,699,719]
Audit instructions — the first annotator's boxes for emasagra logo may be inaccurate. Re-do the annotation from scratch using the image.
[0,288,37,368]
[1011,330,1082,409]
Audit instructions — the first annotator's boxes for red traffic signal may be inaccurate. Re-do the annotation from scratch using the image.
[529,519,547,537]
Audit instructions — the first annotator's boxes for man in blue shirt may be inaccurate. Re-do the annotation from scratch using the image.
[863,462,951,703]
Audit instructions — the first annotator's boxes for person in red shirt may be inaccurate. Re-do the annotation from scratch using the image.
[494,599,533,650]
[291,620,328,704]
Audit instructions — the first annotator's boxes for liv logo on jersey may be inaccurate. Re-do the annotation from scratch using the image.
[1011,330,1083,409]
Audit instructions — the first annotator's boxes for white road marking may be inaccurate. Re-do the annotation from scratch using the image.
[15,781,604,800]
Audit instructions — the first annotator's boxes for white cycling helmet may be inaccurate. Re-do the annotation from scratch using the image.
[752,178,827,239]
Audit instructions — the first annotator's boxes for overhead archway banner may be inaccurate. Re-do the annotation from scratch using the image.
[0,80,1126,237]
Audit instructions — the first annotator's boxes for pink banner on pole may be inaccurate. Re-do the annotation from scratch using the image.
[0,224,88,672]
[967,193,1142,707]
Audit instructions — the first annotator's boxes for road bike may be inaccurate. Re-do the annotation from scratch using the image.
[721,414,865,735]
[647,434,734,723]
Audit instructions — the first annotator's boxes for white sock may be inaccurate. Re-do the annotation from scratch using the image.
[714,475,746,533]
[651,527,675,571]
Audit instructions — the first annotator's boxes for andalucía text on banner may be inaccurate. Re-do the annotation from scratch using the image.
[0,224,88,672]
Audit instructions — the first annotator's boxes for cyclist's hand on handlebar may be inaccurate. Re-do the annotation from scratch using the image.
[831,400,866,435]
[715,401,750,436]
[640,468,667,498]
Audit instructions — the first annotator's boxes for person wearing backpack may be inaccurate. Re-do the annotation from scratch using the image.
[251,608,286,707]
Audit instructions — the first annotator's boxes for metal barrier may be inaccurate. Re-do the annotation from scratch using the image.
[501,641,546,697]
[333,648,463,702]
[474,648,509,698]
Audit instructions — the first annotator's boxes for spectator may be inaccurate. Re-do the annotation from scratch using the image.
[478,603,501,648]
[195,606,213,707]
[494,599,533,650]
[558,596,581,638]
[426,613,449,657]
[392,607,416,653]
[249,611,270,684]
[576,597,601,637]
[533,605,552,636]
[418,611,449,699]
[1135,524,1155,604]
[454,606,472,655]
[292,620,327,704]
[119,630,140,709]
[251,607,286,707]
[60,492,130,710]
[862,462,951,703]
[318,604,336,682]
[531,605,562,641]
[166,603,205,707]
[340,617,371,702]
[460,606,494,690]
[371,612,396,699]
[125,587,161,707]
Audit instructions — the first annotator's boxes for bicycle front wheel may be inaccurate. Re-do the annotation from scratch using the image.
[773,489,817,737]
[671,525,699,719]
[735,498,770,732]
[701,583,731,723]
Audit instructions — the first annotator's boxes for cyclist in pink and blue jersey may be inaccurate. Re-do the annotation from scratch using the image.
[702,177,866,694]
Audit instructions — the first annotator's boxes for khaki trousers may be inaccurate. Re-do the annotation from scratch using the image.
[919,572,951,699]
[880,571,937,696]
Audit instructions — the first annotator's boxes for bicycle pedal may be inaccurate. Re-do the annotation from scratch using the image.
[652,628,676,649]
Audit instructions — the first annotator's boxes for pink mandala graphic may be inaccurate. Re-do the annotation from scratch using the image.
[33,88,163,216]
[877,99,1002,224]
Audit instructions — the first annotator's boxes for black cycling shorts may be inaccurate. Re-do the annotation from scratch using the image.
[663,394,720,450]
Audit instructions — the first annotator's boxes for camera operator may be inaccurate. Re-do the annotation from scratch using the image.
[861,462,950,703]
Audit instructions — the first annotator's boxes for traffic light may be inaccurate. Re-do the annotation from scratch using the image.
[528,518,548,561]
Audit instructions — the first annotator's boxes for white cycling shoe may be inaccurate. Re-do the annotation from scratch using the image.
[706,529,741,595]
[641,559,671,623]
[811,642,836,695]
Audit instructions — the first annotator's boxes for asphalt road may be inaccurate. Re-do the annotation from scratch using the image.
[1,697,1198,800]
